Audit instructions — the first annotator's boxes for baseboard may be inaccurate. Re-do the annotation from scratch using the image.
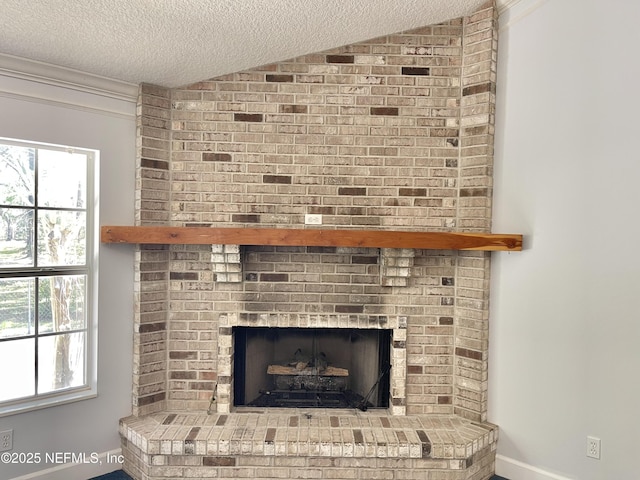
[10,448,123,480]
[496,454,573,480]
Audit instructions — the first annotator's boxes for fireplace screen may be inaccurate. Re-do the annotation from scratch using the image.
[233,327,391,409]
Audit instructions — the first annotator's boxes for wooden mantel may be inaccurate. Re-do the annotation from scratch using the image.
[101,226,522,251]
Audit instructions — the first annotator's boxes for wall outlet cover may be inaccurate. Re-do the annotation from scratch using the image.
[0,430,13,452]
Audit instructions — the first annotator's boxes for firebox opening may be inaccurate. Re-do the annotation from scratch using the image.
[233,327,391,409]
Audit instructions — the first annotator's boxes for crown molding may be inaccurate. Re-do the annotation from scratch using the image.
[0,53,138,102]
[497,0,524,14]
[497,0,548,31]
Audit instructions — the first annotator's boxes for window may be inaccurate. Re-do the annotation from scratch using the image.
[0,138,97,416]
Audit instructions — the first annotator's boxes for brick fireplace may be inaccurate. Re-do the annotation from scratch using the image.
[120,2,503,479]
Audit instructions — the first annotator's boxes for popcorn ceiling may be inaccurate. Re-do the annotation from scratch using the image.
[0,0,491,87]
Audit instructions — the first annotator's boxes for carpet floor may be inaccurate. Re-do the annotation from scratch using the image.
[91,470,509,480]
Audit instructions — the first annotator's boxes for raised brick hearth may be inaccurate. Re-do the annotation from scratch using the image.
[121,411,497,479]
[123,2,501,479]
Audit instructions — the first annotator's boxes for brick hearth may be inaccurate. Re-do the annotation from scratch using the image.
[121,411,497,479]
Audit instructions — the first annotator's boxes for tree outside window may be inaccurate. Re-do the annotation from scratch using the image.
[0,139,97,412]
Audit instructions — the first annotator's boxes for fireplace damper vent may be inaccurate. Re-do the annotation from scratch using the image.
[233,327,391,409]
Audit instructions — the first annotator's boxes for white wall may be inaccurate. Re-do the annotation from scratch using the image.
[0,71,136,479]
[490,0,640,479]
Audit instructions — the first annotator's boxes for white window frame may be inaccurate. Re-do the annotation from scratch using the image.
[0,137,98,417]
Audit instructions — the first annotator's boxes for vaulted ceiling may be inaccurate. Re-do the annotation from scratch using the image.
[0,0,507,88]
[0,0,505,87]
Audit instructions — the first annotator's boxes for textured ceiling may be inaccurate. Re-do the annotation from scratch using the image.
[0,0,493,88]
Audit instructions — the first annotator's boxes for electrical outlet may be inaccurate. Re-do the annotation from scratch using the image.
[305,214,322,225]
[587,436,601,459]
[0,430,13,452]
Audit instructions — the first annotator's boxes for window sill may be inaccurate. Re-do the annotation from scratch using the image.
[0,386,97,418]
